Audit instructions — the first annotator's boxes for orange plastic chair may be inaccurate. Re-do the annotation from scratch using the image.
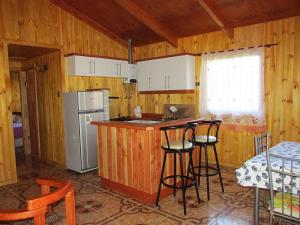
[0,178,76,225]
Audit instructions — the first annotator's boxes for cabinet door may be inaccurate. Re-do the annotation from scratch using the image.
[67,56,93,76]
[137,60,165,91]
[137,61,151,91]
[94,58,111,77]
[149,59,165,91]
[166,56,187,90]
[165,55,195,90]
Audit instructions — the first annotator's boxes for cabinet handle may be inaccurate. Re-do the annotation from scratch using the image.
[119,64,121,76]
[149,76,151,89]
[168,75,170,88]
[93,61,95,75]
[90,61,92,74]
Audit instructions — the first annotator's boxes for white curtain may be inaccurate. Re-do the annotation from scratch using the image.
[199,48,264,123]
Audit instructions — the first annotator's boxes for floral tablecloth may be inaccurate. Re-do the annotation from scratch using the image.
[236,141,300,194]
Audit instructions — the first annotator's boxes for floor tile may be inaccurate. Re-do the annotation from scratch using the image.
[0,155,272,225]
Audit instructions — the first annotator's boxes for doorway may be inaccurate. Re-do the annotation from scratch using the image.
[8,44,63,163]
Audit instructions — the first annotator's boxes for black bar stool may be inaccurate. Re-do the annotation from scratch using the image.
[155,124,200,215]
[188,120,224,200]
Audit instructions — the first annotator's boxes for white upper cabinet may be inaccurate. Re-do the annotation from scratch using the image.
[66,55,128,77]
[137,55,195,92]
[66,55,94,76]
[137,59,165,91]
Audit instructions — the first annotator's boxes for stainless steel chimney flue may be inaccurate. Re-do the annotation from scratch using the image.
[128,39,132,64]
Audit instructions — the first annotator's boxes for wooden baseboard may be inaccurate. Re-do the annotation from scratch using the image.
[101,178,173,204]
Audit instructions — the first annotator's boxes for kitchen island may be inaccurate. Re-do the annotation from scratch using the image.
[91,118,194,204]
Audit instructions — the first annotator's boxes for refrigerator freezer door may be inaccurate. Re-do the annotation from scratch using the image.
[79,112,103,171]
[78,91,104,111]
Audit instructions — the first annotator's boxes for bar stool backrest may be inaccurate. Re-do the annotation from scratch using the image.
[189,119,222,143]
[254,131,270,155]
[160,124,195,150]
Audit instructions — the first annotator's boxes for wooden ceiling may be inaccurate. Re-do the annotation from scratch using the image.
[50,0,300,47]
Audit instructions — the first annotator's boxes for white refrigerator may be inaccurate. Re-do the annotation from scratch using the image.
[63,90,109,173]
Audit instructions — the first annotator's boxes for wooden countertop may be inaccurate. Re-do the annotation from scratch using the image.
[91,118,195,130]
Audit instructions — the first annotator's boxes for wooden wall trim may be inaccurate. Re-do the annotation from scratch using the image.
[139,90,195,94]
[135,53,195,62]
[64,53,127,61]
[5,39,62,50]
[0,41,17,184]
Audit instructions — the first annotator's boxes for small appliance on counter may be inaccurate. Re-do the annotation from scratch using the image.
[163,104,195,119]
[134,105,142,118]
[63,89,109,173]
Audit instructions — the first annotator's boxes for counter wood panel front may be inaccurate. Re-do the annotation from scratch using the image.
[96,124,188,203]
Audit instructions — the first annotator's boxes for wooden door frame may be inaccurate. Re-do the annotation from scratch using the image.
[2,40,65,184]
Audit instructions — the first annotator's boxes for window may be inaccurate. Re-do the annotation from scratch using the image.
[199,48,264,124]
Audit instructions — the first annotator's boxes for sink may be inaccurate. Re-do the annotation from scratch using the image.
[126,120,161,124]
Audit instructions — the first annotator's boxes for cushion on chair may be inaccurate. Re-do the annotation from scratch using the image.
[162,141,193,150]
[195,135,217,143]
[273,192,300,218]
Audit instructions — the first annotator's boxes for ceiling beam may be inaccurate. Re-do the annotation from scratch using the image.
[114,0,178,47]
[197,0,234,38]
[49,0,128,47]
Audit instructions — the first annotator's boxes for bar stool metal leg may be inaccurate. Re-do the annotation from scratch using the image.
[156,151,168,207]
[179,152,187,215]
[213,144,224,193]
[204,145,210,200]
[173,152,177,197]
[189,151,201,203]
[198,145,202,186]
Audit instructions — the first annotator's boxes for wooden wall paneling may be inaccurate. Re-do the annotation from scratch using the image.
[135,16,300,167]
[293,17,300,141]
[0,0,128,186]
[280,19,294,142]
[0,0,127,58]
[17,0,36,44]
[60,9,75,54]
[0,41,17,185]
[9,61,23,72]
[0,0,19,40]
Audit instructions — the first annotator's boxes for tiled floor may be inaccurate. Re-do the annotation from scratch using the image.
[0,150,271,225]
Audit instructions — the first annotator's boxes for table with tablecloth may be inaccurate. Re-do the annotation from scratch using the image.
[235,141,300,224]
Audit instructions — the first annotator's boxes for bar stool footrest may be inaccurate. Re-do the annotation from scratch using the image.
[193,165,219,177]
[161,175,196,189]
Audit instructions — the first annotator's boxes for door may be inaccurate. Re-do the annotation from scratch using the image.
[19,71,31,155]
[26,70,40,156]
[79,112,102,171]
